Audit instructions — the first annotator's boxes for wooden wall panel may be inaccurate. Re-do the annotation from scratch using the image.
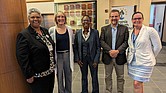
[0,0,30,93]
[0,24,25,74]
[21,0,29,27]
[0,0,28,23]
[0,70,30,93]
[26,0,54,3]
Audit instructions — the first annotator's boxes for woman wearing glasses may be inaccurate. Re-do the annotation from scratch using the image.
[127,12,162,93]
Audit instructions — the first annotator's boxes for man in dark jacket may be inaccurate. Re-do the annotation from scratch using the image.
[100,9,129,93]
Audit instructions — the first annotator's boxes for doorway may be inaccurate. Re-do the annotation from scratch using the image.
[149,3,166,42]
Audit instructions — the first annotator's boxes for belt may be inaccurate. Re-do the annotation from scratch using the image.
[34,69,54,78]
[57,50,69,53]
[34,62,55,78]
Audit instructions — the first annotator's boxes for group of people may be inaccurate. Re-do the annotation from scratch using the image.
[16,8,162,93]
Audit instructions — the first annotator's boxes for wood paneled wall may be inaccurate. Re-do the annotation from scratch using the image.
[26,0,54,3]
[0,0,30,93]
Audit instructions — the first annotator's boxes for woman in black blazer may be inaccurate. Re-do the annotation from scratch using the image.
[16,8,55,93]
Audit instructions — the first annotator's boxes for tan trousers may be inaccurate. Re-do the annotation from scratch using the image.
[105,59,125,93]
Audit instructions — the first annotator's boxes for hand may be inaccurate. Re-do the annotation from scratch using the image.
[26,76,34,83]
[77,60,83,67]
[92,62,98,68]
[109,50,119,58]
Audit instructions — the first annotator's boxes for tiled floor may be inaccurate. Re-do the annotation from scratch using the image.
[53,46,166,93]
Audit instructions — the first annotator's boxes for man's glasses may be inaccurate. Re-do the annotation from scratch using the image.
[110,16,119,18]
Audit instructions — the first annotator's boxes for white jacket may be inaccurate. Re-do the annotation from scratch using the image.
[127,25,162,66]
[49,26,74,72]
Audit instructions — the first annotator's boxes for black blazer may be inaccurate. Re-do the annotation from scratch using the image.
[74,28,101,63]
[16,25,55,79]
[100,24,129,65]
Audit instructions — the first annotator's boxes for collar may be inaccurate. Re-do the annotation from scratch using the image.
[111,24,118,29]
[82,27,91,32]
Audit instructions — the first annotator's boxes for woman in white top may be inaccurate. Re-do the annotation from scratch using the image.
[127,12,162,93]
[49,11,74,93]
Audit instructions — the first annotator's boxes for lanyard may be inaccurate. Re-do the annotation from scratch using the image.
[132,33,138,44]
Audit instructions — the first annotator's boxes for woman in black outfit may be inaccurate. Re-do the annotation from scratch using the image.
[16,8,55,93]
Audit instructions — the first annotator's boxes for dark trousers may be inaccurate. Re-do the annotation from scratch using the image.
[29,72,55,93]
[80,55,99,93]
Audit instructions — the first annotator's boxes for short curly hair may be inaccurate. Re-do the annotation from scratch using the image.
[28,8,41,18]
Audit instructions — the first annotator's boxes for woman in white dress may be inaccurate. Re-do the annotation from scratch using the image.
[127,12,162,93]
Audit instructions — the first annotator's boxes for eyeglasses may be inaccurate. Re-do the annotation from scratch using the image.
[132,18,142,20]
[110,16,119,18]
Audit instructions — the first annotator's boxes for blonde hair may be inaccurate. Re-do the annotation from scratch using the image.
[54,11,67,25]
